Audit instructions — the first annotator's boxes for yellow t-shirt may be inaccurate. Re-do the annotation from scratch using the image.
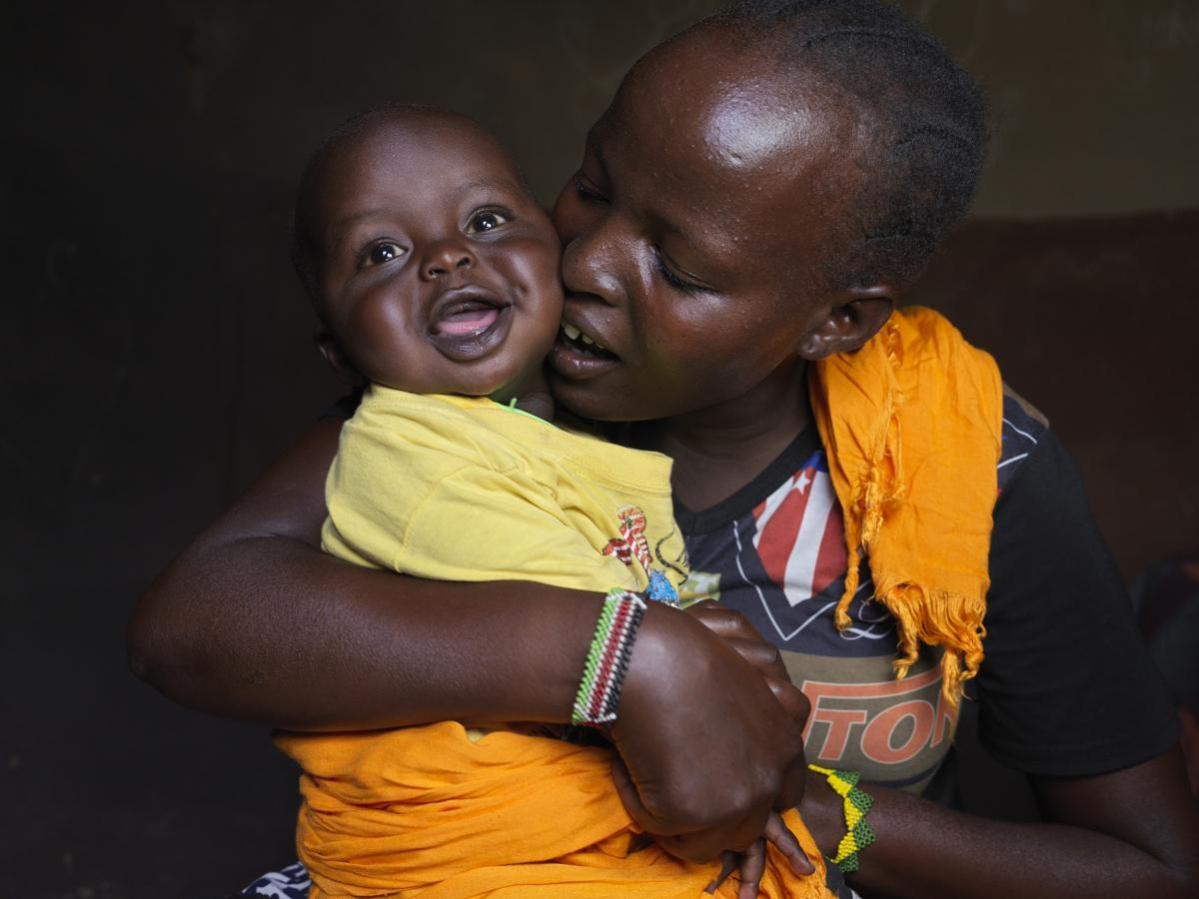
[322,384,689,598]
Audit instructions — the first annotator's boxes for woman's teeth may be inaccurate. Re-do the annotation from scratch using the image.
[561,323,604,350]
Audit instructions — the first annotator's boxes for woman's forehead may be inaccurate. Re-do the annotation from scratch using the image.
[611,29,854,183]
[590,49,860,265]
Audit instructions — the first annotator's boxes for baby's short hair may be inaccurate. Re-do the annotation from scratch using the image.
[709,0,988,288]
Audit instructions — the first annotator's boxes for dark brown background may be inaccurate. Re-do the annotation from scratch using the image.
[3,2,1197,897]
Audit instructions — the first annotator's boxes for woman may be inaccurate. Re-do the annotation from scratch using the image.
[130,2,1199,896]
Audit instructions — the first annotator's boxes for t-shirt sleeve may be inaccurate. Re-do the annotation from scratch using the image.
[393,464,642,593]
[321,410,639,594]
[975,428,1180,776]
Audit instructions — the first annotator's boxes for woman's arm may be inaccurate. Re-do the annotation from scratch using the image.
[127,417,605,731]
[801,746,1199,897]
[127,416,808,849]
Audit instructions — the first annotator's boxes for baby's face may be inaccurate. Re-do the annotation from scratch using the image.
[308,115,563,401]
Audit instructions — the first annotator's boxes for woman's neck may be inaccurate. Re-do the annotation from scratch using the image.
[649,358,811,512]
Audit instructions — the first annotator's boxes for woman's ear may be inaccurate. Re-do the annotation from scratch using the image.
[797,285,895,360]
[315,330,367,387]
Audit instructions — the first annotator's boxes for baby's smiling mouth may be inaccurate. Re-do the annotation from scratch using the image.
[430,289,509,337]
[427,286,513,361]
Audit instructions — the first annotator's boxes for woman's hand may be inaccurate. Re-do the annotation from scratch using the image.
[686,603,815,895]
[607,603,810,865]
[703,813,812,898]
[684,602,808,719]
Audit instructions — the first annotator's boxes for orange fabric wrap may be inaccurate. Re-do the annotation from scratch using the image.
[275,723,832,898]
[810,306,1004,702]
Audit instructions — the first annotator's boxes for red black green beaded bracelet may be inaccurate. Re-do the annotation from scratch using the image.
[571,589,647,727]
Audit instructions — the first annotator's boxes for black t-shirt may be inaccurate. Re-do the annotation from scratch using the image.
[674,392,1178,799]
[974,416,1180,777]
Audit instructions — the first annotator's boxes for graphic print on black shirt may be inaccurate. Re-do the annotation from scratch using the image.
[675,394,1046,794]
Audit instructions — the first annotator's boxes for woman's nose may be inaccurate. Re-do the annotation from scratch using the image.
[559,218,626,307]
[420,241,474,280]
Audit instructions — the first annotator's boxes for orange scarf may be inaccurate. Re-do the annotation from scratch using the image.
[810,306,1004,702]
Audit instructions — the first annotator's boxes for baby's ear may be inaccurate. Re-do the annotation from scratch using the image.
[796,286,894,360]
[315,330,367,387]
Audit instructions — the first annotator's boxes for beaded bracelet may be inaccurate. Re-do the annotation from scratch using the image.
[808,763,876,874]
[571,589,648,727]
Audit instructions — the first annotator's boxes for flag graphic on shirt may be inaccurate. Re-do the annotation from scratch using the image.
[751,451,846,608]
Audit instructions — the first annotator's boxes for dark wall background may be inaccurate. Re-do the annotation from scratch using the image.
[3,2,1197,897]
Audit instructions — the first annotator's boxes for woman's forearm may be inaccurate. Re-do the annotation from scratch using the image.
[801,748,1199,898]
[130,531,603,730]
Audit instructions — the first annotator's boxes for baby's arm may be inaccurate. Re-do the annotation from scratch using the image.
[321,405,637,592]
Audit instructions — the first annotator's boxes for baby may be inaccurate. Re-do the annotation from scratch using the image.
[275,106,827,899]
[292,103,686,614]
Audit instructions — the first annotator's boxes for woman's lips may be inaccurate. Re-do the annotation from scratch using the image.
[550,325,620,380]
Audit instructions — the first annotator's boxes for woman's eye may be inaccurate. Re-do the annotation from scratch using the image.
[573,173,607,203]
[653,249,703,296]
[366,242,405,266]
[466,210,509,234]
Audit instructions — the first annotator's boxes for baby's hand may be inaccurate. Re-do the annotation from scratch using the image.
[705,812,814,898]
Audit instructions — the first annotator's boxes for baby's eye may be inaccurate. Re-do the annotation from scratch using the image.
[465,210,509,234]
[366,242,405,266]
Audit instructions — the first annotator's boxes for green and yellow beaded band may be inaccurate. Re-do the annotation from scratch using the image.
[809,763,876,874]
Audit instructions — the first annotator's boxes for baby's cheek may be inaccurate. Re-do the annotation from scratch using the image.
[506,240,561,302]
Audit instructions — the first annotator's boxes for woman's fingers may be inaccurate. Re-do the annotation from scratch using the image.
[723,638,790,680]
[686,603,765,641]
[737,839,767,899]
[726,818,814,898]
[764,811,814,876]
[765,674,811,724]
[705,851,739,894]
[612,759,760,859]
[609,606,809,858]
[686,605,789,680]
[610,759,658,827]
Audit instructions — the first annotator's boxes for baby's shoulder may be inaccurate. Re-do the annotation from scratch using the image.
[343,387,511,476]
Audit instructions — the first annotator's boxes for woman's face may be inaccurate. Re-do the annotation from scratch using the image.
[548,26,867,423]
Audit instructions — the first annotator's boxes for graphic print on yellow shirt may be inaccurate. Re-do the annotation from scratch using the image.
[602,504,686,605]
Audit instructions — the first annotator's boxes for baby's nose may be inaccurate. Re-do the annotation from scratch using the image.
[421,241,475,279]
